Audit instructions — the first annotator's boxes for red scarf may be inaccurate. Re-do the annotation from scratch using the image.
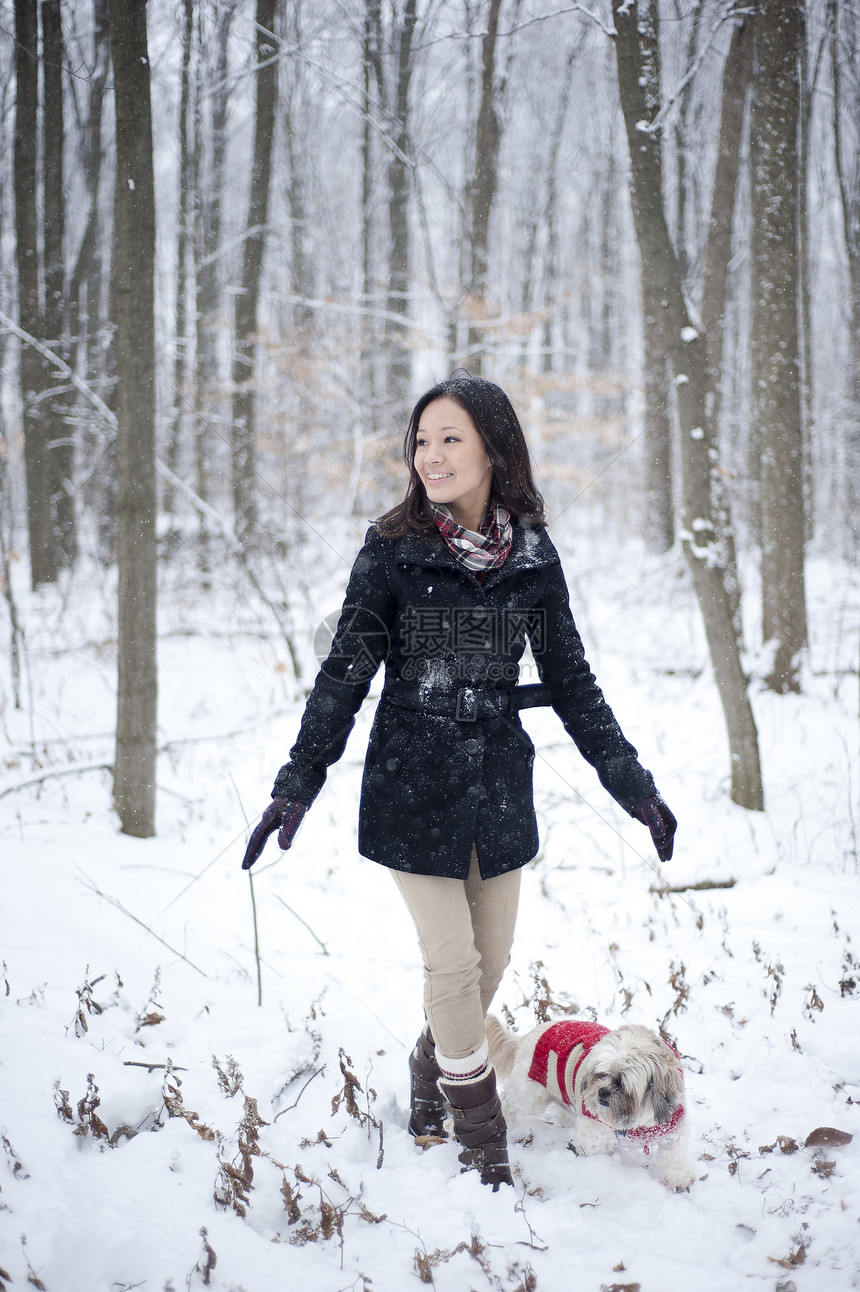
[431,503,512,573]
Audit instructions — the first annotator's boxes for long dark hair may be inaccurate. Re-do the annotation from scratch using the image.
[375,371,546,538]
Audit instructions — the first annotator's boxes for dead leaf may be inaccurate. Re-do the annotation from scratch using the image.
[414,1134,445,1150]
[804,1127,852,1148]
[769,1239,807,1270]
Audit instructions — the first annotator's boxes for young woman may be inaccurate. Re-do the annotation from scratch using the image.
[241,372,676,1190]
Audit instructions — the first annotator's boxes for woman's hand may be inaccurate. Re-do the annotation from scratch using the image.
[241,799,307,870]
[632,797,677,862]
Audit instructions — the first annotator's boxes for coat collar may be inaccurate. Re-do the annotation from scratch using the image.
[394,520,559,585]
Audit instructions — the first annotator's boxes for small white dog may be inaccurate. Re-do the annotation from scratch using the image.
[486,1015,695,1191]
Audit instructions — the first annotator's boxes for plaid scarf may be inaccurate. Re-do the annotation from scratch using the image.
[431,503,513,573]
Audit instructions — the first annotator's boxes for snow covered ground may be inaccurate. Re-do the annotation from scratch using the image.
[1,520,858,1292]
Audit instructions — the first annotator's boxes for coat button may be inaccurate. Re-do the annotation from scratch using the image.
[463,739,481,755]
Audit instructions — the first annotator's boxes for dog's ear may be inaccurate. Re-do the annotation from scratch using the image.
[650,1059,684,1124]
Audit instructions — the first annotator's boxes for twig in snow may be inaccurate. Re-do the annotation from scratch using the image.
[76,871,209,978]
[230,774,264,1006]
[273,1065,327,1120]
[0,761,112,801]
[651,878,737,893]
[272,892,330,955]
[123,1061,188,1073]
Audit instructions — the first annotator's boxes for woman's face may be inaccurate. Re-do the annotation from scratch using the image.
[413,397,493,530]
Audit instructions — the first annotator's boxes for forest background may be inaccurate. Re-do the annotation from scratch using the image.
[0,2,859,1289]
[2,0,859,833]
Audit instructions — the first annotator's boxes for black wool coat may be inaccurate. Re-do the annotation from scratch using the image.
[273,521,657,879]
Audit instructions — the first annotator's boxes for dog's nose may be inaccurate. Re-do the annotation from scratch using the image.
[598,1087,611,1105]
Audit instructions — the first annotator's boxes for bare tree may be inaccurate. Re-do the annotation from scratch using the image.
[636,0,673,552]
[109,0,158,838]
[750,0,808,693]
[829,0,860,533]
[465,0,511,373]
[194,0,239,541]
[41,0,75,568]
[384,0,419,411]
[67,0,114,558]
[699,12,755,642]
[613,0,764,810]
[164,0,195,520]
[231,0,278,543]
[14,0,51,589]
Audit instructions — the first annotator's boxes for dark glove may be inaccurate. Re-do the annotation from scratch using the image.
[241,798,307,870]
[632,796,677,862]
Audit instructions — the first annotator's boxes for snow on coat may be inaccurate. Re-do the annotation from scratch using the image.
[273,521,657,879]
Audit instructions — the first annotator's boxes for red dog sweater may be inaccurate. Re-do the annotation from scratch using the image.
[526,1019,685,1152]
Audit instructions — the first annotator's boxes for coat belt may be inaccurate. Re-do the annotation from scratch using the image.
[381,679,553,722]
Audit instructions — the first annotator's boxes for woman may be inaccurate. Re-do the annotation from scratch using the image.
[241,372,676,1191]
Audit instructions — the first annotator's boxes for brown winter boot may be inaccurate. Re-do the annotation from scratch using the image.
[408,1028,446,1138]
[438,1066,514,1190]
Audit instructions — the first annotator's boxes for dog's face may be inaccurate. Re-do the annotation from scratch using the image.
[579,1025,684,1131]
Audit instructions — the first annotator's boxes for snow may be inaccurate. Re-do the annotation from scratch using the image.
[1,531,858,1292]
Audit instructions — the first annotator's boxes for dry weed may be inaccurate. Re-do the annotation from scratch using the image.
[765,958,785,1015]
[195,1227,217,1286]
[802,984,824,1019]
[527,960,579,1023]
[2,1133,29,1180]
[839,941,859,996]
[214,1096,269,1217]
[280,1163,387,1247]
[73,1073,110,1142]
[331,1050,384,1169]
[135,967,165,1031]
[212,1054,243,1097]
[412,1233,537,1290]
[20,1237,46,1291]
[160,1059,216,1140]
[70,968,108,1037]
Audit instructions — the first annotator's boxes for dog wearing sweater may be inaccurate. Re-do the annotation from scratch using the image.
[485,1015,695,1191]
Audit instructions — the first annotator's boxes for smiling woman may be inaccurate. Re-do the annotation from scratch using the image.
[414,398,494,532]
[240,370,677,1192]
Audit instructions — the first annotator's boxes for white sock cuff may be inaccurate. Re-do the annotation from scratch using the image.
[436,1039,490,1082]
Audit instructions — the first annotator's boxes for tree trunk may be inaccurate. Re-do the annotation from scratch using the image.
[68,0,113,560]
[360,0,382,453]
[636,0,673,553]
[613,0,764,811]
[69,0,110,395]
[231,0,278,544]
[384,0,417,417]
[536,40,580,374]
[750,0,807,693]
[195,0,238,542]
[699,13,755,645]
[14,0,52,589]
[164,0,195,520]
[282,4,315,451]
[109,0,158,838]
[41,0,75,568]
[466,0,504,373]
[830,0,860,533]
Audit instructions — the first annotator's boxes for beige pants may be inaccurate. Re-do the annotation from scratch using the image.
[390,848,521,1060]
